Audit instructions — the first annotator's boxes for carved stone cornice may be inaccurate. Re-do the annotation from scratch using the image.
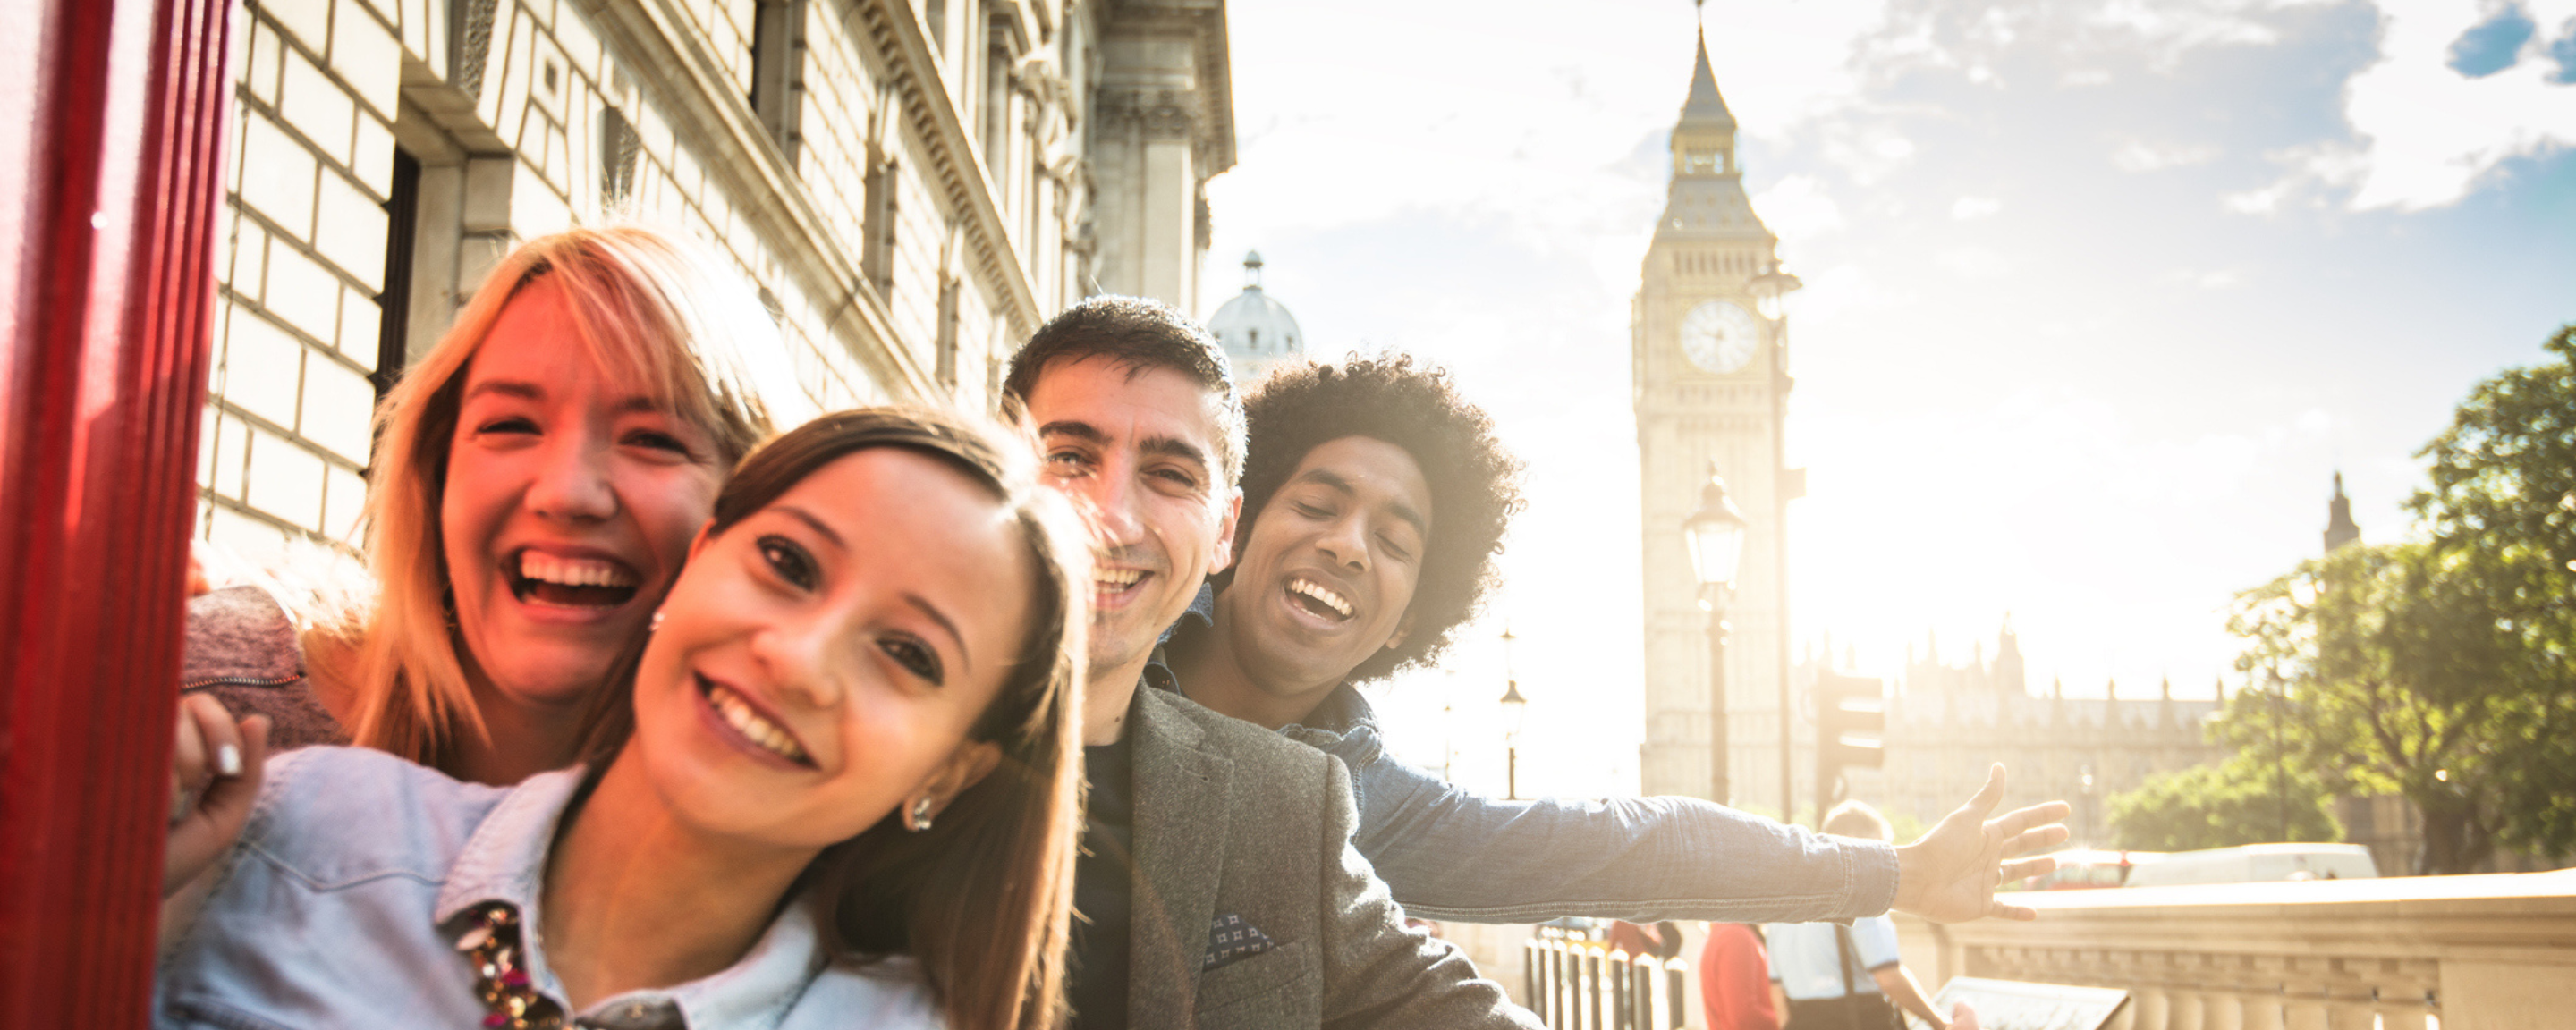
[1097,87,1199,140]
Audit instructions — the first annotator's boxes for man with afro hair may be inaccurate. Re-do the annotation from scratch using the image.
[1161,354,2072,932]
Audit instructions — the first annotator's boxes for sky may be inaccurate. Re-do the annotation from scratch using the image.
[1199,0,2576,800]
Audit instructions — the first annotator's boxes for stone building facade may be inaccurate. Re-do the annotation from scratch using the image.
[1839,623,2225,843]
[196,0,1232,556]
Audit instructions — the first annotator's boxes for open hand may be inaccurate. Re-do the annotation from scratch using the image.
[167,694,268,898]
[1890,764,2069,923]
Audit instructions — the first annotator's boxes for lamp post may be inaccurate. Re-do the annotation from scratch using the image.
[1683,463,1750,805]
[2079,764,2097,847]
[1747,263,1803,822]
[1500,677,1529,800]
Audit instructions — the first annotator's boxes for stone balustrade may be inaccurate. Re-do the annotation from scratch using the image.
[1521,925,1693,1030]
[1890,869,2576,1030]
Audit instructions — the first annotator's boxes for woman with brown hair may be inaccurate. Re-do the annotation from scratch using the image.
[188,225,789,786]
[162,408,1088,1030]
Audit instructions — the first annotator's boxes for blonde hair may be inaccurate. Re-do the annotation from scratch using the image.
[335,226,781,770]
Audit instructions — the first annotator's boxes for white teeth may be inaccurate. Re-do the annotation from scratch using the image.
[1290,578,1353,618]
[1097,568,1143,590]
[517,551,640,589]
[703,680,809,764]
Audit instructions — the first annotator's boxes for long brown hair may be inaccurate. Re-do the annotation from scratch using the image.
[334,226,780,770]
[576,407,1087,1030]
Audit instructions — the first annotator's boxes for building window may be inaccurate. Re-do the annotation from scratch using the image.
[600,106,640,206]
[935,275,960,389]
[750,0,807,167]
[374,149,423,404]
[924,0,946,50]
[982,21,1014,180]
[862,148,896,297]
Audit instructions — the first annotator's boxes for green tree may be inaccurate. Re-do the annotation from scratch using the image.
[2408,323,2576,862]
[2106,754,2339,852]
[2219,324,2576,874]
[2228,540,2521,874]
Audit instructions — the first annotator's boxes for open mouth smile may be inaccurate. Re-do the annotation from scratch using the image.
[696,671,814,766]
[1095,566,1151,606]
[1287,578,1355,623]
[507,549,642,608]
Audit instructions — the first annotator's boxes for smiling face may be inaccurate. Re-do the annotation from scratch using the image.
[440,279,726,713]
[1023,356,1240,681]
[1215,435,1433,702]
[627,447,1033,845]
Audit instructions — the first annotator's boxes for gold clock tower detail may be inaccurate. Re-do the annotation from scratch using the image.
[1633,36,1796,811]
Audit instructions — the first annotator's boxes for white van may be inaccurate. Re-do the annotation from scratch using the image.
[2122,843,2379,887]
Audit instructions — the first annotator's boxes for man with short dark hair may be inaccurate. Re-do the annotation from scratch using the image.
[1002,298,1533,1030]
[1163,353,2070,930]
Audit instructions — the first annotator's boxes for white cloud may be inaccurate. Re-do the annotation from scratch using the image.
[2205,0,2576,212]
[1753,175,1849,239]
[2335,0,2576,209]
[2113,139,2221,172]
[1951,196,2004,220]
[1819,123,1921,185]
[2164,266,2250,289]
[1936,246,2014,278]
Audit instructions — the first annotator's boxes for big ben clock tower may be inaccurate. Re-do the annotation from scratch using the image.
[1634,35,1799,813]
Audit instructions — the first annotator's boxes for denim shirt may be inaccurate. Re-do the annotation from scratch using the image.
[1154,586,1899,924]
[156,747,938,1030]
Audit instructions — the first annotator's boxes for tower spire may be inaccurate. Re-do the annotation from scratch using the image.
[2323,471,2360,553]
[1681,32,1737,129]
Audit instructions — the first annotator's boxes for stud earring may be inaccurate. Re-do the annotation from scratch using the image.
[907,796,936,833]
[648,610,664,632]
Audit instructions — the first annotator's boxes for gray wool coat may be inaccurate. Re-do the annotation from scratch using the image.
[1120,685,1539,1029]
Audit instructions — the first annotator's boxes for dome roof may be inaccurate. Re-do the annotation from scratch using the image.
[1208,251,1302,364]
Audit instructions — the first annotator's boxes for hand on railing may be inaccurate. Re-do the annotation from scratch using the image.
[1891,764,2071,923]
[166,693,268,898]
[1948,1000,1980,1030]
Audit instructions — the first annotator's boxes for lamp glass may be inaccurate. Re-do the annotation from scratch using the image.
[1747,269,1804,321]
[1499,681,1529,735]
[1682,472,1750,591]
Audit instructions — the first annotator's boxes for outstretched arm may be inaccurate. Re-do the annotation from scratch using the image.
[1312,727,1896,925]
[1890,764,2071,923]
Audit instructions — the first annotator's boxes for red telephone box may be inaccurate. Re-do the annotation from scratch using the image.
[0,0,233,1023]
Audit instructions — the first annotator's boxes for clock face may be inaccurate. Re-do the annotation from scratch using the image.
[1681,300,1759,374]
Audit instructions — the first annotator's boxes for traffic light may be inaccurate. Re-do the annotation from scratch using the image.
[1814,672,1886,771]
[1813,672,1885,817]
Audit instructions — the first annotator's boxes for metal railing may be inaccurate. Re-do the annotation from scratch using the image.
[1892,868,2576,1030]
[1521,925,1691,1029]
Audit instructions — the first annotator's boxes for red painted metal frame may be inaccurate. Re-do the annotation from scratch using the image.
[0,0,232,1022]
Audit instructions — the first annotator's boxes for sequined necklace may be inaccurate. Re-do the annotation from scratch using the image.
[457,901,568,1029]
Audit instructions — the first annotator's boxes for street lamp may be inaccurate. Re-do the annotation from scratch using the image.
[2079,764,2097,847]
[1683,462,1750,805]
[1747,266,1803,321]
[1745,261,1802,822]
[1500,677,1529,800]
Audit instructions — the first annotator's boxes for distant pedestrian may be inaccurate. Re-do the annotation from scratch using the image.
[1699,923,1779,1030]
[1606,920,1681,960]
[1765,802,1953,1030]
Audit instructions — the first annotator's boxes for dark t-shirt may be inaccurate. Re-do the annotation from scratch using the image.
[1065,722,1137,1030]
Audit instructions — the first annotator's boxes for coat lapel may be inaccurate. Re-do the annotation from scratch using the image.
[1126,688,1235,1021]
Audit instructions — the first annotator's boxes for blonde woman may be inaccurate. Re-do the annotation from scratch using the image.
[164,409,1086,1030]
[187,226,781,785]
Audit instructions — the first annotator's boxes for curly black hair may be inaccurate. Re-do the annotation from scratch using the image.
[1234,354,1526,683]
